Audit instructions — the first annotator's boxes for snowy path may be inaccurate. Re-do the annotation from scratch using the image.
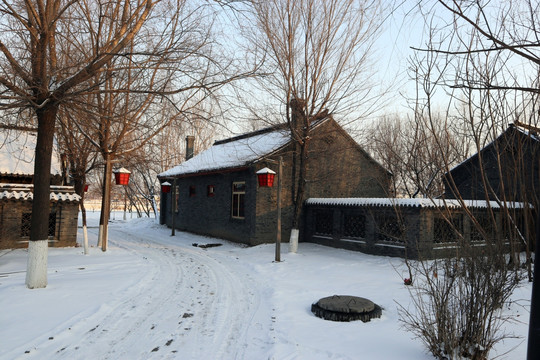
[62,225,271,359]
[1,215,529,359]
[3,222,272,360]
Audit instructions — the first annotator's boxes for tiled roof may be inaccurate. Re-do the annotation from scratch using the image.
[0,184,80,203]
[306,197,528,209]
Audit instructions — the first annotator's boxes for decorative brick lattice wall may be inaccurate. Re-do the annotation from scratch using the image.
[304,199,525,259]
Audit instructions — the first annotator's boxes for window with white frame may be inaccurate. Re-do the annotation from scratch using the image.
[231,182,246,219]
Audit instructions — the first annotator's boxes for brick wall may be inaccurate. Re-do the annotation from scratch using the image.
[0,200,79,249]
[304,203,518,259]
[253,120,391,245]
[161,169,258,244]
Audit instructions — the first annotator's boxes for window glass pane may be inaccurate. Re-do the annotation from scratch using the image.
[48,212,56,238]
[232,194,239,217]
[238,193,245,218]
[21,213,31,237]
[233,182,246,192]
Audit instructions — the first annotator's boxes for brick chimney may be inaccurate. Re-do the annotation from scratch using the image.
[289,98,306,139]
[185,135,195,161]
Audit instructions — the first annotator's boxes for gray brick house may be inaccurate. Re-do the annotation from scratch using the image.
[158,117,391,246]
[0,126,80,249]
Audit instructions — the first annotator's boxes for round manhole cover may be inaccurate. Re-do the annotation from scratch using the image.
[311,295,382,322]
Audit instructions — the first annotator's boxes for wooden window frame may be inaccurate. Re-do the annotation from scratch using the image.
[231,181,246,219]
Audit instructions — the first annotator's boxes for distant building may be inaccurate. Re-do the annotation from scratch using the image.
[0,126,80,249]
[158,117,391,246]
[444,123,540,203]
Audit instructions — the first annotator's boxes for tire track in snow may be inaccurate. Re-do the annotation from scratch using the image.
[39,223,271,359]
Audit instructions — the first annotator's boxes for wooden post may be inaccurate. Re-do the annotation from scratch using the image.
[99,152,113,252]
[275,156,282,262]
[123,187,127,221]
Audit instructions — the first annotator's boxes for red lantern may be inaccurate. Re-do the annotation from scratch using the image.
[114,168,131,185]
[256,167,276,187]
[84,184,89,192]
[161,181,172,193]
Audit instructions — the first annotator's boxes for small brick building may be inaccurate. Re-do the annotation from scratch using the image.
[158,117,391,246]
[0,127,80,249]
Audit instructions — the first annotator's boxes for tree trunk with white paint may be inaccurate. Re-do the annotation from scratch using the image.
[81,203,89,255]
[289,228,299,253]
[26,240,49,289]
[26,105,57,289]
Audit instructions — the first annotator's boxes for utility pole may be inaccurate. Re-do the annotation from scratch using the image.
[275,156,282,262]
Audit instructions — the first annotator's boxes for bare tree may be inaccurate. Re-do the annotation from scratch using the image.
[72,0,247,250]
[364,113,471,198]
[0,0,255,261]
[394,1,540,357]
[108,103,221,221]
[245,0,384,242]
[57,105,99,254]
[412,0,540,273]
[0,0,159,288]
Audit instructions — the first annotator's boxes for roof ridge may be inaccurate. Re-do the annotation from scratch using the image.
[213,117,332,146]
[214,123,287,146]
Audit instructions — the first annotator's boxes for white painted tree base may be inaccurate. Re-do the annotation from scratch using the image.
[25,240,48,289]
[289,228,299,253]
[97,224,103,248]
[83,225,89,255]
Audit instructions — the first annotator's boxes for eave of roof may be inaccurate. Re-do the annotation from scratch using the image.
[159,166,250,180]
[306,197,528,209]
[158,123,297,178]
[0,184,81,202]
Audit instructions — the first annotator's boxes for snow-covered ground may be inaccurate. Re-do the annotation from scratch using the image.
[0,212,531,359]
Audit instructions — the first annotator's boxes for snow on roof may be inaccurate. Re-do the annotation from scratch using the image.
[306,197,528,209]
[0,184,80,202]
[0,129,62,176]
[159,128,291,177]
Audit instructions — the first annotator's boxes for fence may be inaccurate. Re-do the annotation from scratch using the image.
[303,198,529,259]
